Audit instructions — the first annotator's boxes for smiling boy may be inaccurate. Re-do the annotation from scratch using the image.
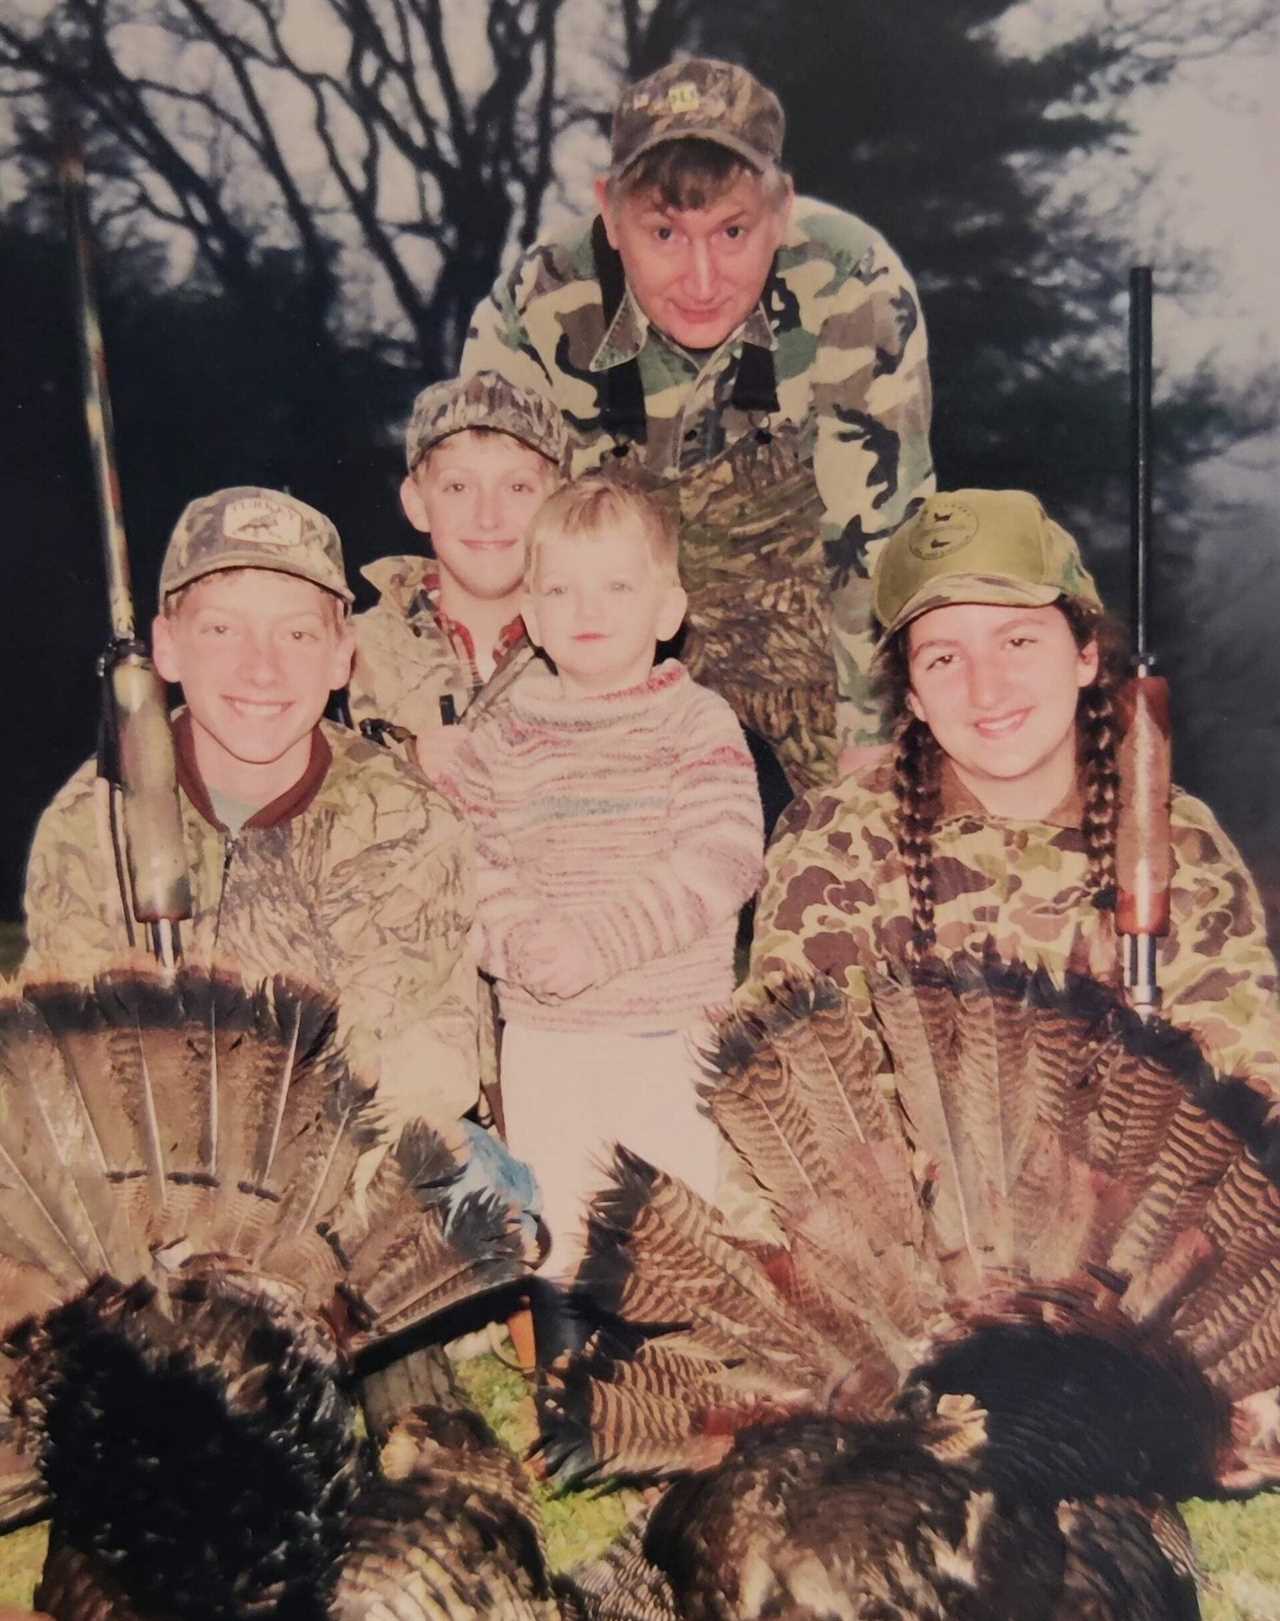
[24,486,479,1139]
[349,372,566,782]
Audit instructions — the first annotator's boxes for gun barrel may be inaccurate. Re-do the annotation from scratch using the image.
[60,145,137,644]
[1129,266,1154,665]
[61,139,192,941]
[1117,266,1171,1018]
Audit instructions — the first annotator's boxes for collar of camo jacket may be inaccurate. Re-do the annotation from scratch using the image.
[173,709,332,832]
[361,554,527,678]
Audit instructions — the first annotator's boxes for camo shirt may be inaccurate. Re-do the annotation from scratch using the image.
[750,762,1280,1098]
[462,198,935,752]
[23,717,479,1136]
[349,556,536,749]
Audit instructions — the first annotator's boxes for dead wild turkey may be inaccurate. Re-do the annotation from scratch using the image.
[0,964,571,1621]
[541,956,1280,1620]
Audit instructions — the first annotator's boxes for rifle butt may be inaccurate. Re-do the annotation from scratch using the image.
[109,655,193,925]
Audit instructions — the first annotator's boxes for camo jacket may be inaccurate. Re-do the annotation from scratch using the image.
[750,763,1280,1098]
[462,198,935,753]
[23,716,479,1137]
[349,556,537,754]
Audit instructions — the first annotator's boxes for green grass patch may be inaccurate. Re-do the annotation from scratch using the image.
[456,1350,640,1570]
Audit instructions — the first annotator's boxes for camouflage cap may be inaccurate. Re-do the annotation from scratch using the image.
[405,372,569,473]
[873,489,1103,639]
[160,487,354,604]
[609,57,785,178]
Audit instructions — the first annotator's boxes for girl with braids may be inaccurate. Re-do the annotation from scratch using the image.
[749,488,1280,1094]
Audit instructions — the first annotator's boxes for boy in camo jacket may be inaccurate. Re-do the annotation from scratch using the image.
[349,372,566,785]
[750,488,1280,1104]
[24,487,481,1146]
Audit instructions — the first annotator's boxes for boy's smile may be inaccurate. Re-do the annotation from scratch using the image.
[401,432,559,611]
[523,520,686,699]
[153,569,353,804]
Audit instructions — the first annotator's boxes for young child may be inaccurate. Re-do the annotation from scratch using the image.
[439,475,765,1279]
[349,371,566,780]
[24,486,480,1144]
[751,487,1280,1100]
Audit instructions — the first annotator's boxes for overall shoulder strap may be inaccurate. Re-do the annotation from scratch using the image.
[591,215,648,447]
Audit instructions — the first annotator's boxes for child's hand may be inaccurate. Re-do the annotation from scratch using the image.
[414,724,465,784]
[519,921,598,1001]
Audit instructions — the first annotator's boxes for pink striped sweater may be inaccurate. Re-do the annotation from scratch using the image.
[440,660,764,1034]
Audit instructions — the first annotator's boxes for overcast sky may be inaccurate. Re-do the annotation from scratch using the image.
[1000,2,1278,385]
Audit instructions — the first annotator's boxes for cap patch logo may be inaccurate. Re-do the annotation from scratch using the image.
[908,500,980,560]
[222,496,304,549]
[666,82,701,114]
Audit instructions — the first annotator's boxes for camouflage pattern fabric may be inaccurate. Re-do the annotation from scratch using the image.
[609,427,835,789]
[350,556,540,755]
[23,719,479,1138]
[609,56,785,175]
[750,761,1280,1099]
[461,197,935,755]
[404,371,568,473]
[161,485,353,603]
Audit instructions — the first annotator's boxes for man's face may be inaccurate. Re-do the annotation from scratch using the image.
[596,170,791,351]
[153,569,353,795]
[401,432,559,611]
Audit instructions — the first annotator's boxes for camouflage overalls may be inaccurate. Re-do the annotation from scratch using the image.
[462,198,935,787]
[751,762,1280,1100]
[349,556,538,755]
[23,715,480,1139]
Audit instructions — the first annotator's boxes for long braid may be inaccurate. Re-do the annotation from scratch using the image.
[892,716,942,956]
[1066,602,1124,908]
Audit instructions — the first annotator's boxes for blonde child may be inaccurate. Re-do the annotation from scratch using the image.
[439,476,764,1283]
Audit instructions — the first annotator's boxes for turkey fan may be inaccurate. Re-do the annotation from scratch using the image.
[542,956,1280,1620]
[0,964,569,1621]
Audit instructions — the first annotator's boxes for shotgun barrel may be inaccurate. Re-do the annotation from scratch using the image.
[1115,267,1172,1017]
[60,140,191,965]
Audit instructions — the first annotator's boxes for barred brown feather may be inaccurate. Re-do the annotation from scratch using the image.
[0,961,548,1621]
[543,955,1280,1619]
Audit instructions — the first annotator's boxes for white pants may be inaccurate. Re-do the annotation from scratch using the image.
[500,1023,722,1280]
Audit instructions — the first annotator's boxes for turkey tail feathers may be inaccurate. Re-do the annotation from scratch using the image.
[0,964,538,1527]
[546,956,1280,1501]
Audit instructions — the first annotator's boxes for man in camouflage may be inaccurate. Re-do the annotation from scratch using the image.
[24,487,479,1141]
[349,372,566,780]
[462,56,934,788]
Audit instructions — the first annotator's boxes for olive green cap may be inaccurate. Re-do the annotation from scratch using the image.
[160,487,353,603]
[609,57,785,178]
[405,372,569,473]
[873,489,1102,638]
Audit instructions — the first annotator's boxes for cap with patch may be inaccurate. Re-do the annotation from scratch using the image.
[405,372,569,473]
[873,489,1102,639]
[610,57,785,178]
[160,487,353,603]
